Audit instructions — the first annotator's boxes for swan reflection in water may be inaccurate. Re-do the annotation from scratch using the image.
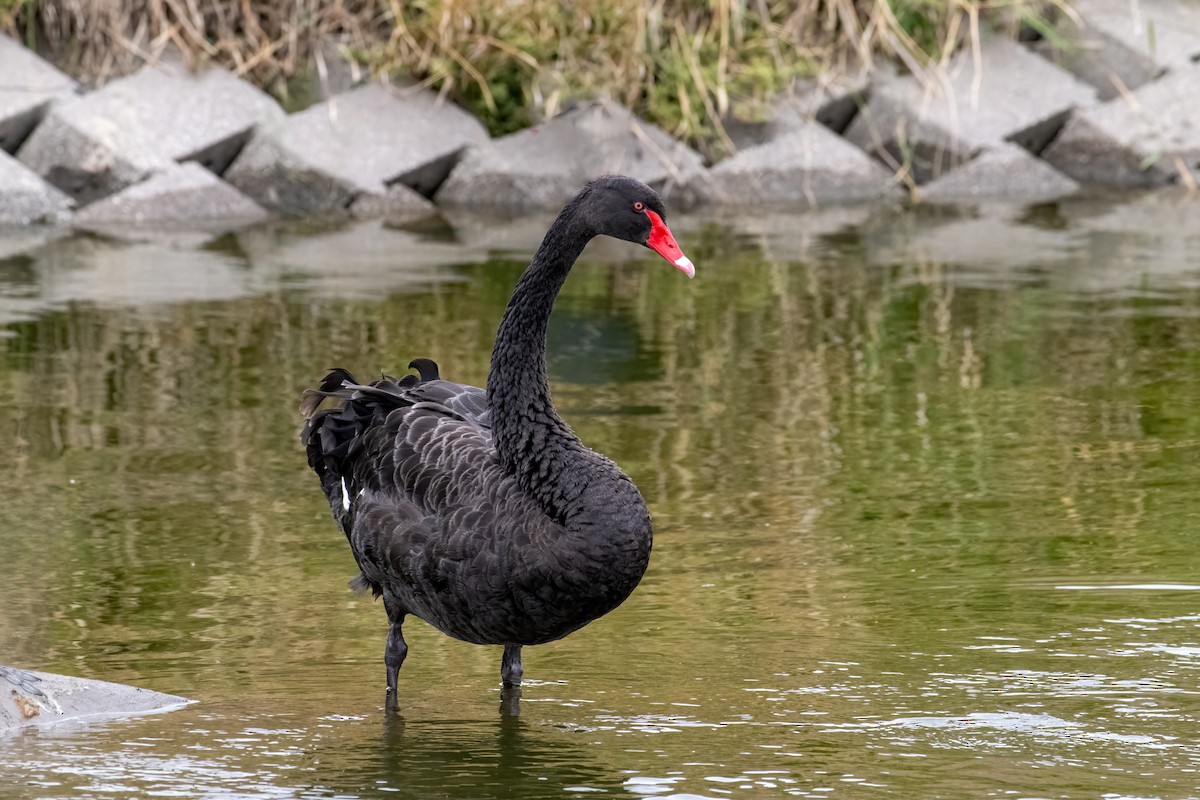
[321,706,621,798]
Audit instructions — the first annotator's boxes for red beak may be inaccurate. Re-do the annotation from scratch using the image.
[644,210,695,278]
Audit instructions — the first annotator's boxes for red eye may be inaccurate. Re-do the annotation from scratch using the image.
[633,201,644,211]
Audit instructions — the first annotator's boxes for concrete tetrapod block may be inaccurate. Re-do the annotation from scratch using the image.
[18,61,283,205]
[708,121,902,208]
[919,142,1080,204]
[225,84,488,215]
[1039,0,1200,99]
[72,162,269,229]
[0,35,77,154]
[1,665,190,729]
[348,183,436,221]
[436,99,710,213]
[845,35,1097,183]
[0,149,73,223]
[1043,62,1200,188]
[723,71,870,151]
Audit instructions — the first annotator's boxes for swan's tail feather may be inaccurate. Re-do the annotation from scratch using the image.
[409,358,440,382]
[349,572,382,598]
[300,362,439,519]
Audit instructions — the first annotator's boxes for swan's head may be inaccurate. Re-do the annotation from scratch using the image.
[579,175,695,278]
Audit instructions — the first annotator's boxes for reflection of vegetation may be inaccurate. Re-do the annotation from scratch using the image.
[2,209,1200,697]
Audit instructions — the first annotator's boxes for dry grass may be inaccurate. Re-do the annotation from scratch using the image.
[0,0,1067,155]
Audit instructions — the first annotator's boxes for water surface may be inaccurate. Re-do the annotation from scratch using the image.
[2,194,1200,799]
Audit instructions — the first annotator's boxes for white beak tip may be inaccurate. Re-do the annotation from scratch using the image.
[674,255,695,279]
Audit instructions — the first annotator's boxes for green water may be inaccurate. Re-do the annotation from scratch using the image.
[2,194,1199,799]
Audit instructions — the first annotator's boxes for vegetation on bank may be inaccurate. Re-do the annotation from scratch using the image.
[1,0,1068,157]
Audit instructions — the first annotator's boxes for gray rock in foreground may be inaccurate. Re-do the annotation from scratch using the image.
[0,35,77,154]
[0,149,73,223]
[1041,0,1200,99]
[18,61,283,204]
[920,143,1079,204]
[73,162,269,227]
[1042,62,1200,187]
[436,99,710,213]
[225,84,488,215]
[1,665,190,729]
[708,121,901,207]
[845,36,1096,183]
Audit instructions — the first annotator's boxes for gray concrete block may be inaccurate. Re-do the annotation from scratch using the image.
[72,162,268,227]
[349,182,437,220]
[0,149,73,223]
[16,105,169,206]
[1042,62,1200,187]
[1,665,189,730]
[920,142,1079,204]
[17,61,283,204]
[845,35,1097,183]
[1039,0,1200,99]
[708,121,901,207]
[436,99,710,213]
[793,72,872,135]
[0,35,77,154]
[225,84,488,214]
[724,71,869,151]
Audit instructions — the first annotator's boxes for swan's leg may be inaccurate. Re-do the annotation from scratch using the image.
[499,644,523,716]
[384,606,408,713]
[501,644,523,686]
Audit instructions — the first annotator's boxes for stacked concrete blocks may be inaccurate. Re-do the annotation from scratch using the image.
[845,36,1096,185]
[1044,62,1200,188]
[18,61,283,205]
[225,85,486,215]
[3,3,1200,232]
[437,99,710,213]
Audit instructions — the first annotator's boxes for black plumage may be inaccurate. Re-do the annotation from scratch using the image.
[300,175,694,707]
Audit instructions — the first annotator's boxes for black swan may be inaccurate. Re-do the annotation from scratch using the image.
[301,176,694,707]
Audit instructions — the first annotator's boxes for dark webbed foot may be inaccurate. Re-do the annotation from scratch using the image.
[501,644,523,686]
[384,612,408,713]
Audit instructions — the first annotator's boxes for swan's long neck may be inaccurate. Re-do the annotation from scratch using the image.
[487,209,600,518]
